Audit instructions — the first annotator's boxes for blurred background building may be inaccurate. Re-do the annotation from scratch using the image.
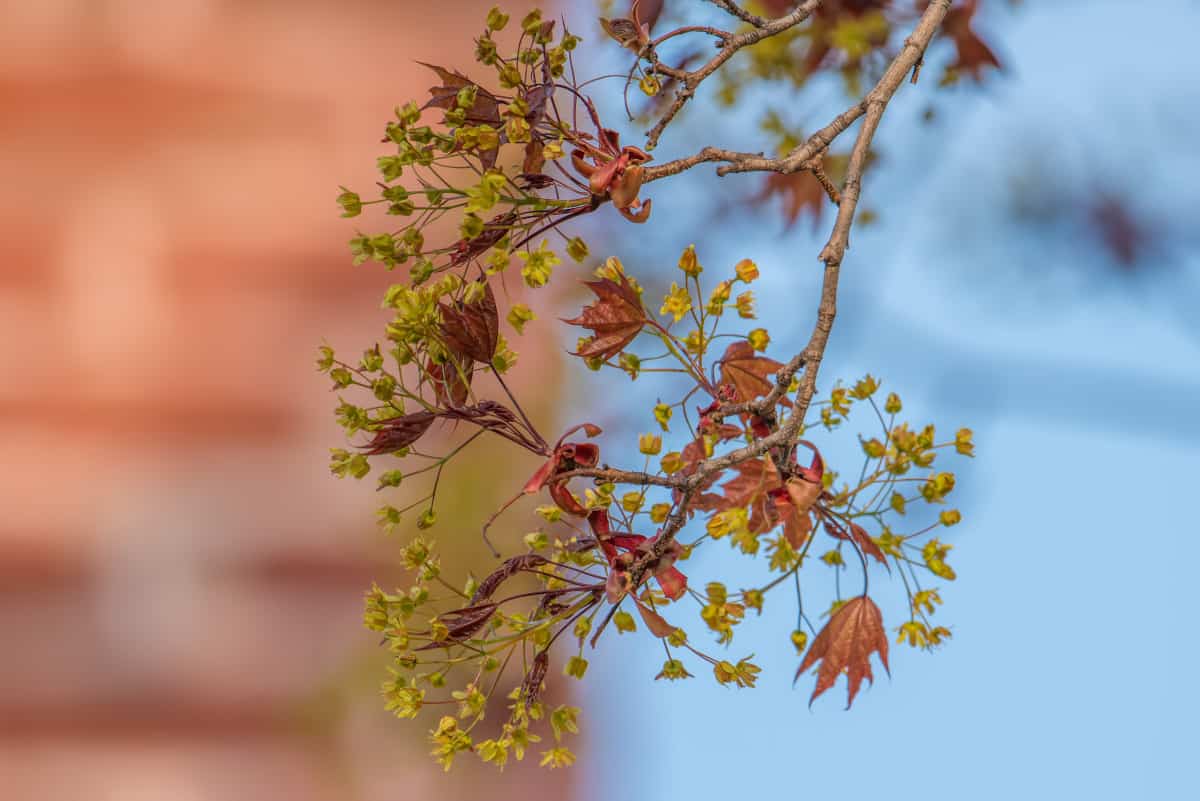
[0,1,572,799]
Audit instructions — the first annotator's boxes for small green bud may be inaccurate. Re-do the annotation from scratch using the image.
[486,6,509,31]
[336,187,362,217]
[377,470,403,490]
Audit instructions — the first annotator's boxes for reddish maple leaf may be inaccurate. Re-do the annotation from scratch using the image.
[721,458,780,507]
[523,439,600,494]
[426,356,471,407]
[570,126,654,223]
[360,410,437,454]
[771,481,819,549]
[938,0,1000,79]
[755,170,828,230]
[521,424,603,518]
[417,602,499,649]
[522,138,546,175]
[563,272,647,361]
[634,597,676,638]
[713,458,782,534]
[418,62,502,126]
[418,63,506,170]
[822,516,888,566]
[719,341,785,403]
[784,476,822,516]
[796,595,889,708]
[598,529,688,603]
[449,211,517,267]
[439,280,499,365]
[634,0,664,30]
[675,423,742,514]
[782,505,813,549]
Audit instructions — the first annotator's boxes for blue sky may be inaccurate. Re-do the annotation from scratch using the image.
[570,2,1200,798]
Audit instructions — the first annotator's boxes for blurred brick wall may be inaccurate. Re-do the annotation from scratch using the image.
[0,1,572,799]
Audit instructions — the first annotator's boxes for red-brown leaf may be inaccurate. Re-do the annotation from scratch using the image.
[439,280,499,365]
[634,598,676,638]
[522,137,546,175]
[784,476,822,517]
[549,481,588,517]
[721,458,781,508]
[418,62,502,126]
[450,211,516,266]
[470,554,548,604]
[941,0,1001,79]
[556,422,603,445]
[824,517,888,566]
[523,456,559,494]
[676,436,725,514]
[725,458,796,536]
[681,423,742,480]
[783,507,813,549]
[520,650,549,706]
[417,602,499,649]
[719,341,785,403]
[756,171,827,230]
[522,82,552,128]
[426,357,471,407]
[655,565,688,600]
[796,595,889,708]
[770,487,815,549]
[563,273,646,361]
[635,0,664,30]
[360,411,437,454]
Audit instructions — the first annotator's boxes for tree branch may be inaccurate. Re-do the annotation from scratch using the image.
[554,466,684,490]
[627,0,954,583]
[645,0,822,149]
[707,0,769,29]
[645,2,953,183]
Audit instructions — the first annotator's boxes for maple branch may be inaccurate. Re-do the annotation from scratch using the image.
[707,0,769,29]
[639,96,857,183]
[628,0,954,581]
[646,1,950,182]
[554,466,685,490]
[649,25,731,49]
[645,0,822,149]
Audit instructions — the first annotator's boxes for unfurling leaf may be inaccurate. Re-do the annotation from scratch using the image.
[418,62,502,126]
[795,595,889,708]
[755,170,829,230]
[439,280,499,364]
[360,411,437,454]
[470,553,549,604]
[599,0,651,53]
[823,517,888,566]
[719,341,785,403]
[940,0,1001,80]
[634,599,677,638]
[563,271,647,361]
[426,357,471,407]
[783,476,822,516]
[417,603,499,649]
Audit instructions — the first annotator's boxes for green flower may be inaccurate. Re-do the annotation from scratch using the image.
[518,240,561,288]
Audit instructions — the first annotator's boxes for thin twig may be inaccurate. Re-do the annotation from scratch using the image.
[707,0,768,28]
[645,0,822,149]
